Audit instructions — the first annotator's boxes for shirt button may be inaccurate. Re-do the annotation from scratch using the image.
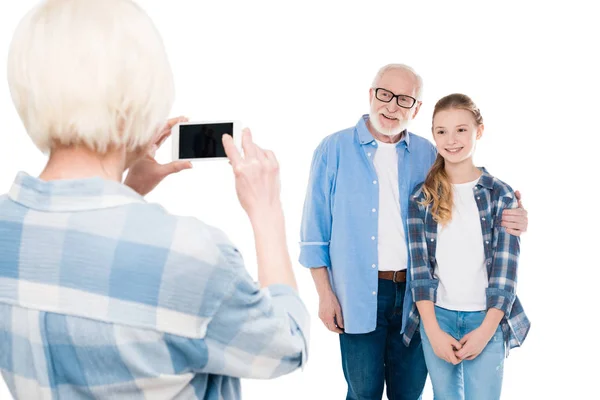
[486,240,489,244]
[372,264,376,268]
[372,291,377,295]
[373,180,377,184]
[372,208,376,213]
[481,217,486,221]
[368,153,372,157]
[477,197,481,200]
[372,142,376,146]
[430,238,434,242]
[371,236,376,240]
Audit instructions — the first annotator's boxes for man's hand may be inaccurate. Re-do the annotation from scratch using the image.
[501,190,528,236]
[318,290,344,333]
[455,325,495,361]
[124,116,192,196]
[427,327,462,365]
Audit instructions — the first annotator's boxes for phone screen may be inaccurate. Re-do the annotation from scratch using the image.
[178,123,233,159]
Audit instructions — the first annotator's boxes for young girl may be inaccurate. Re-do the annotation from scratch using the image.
[402,93,530,399]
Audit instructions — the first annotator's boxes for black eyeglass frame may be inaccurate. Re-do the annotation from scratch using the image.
[373,88,418,109]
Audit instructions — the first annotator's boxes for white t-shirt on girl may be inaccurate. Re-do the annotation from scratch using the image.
[435,177,488,311]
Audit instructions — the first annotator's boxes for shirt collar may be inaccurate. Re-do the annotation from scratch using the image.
[476,167,494,190]
[8,171,145,212]
[356,114,410,150]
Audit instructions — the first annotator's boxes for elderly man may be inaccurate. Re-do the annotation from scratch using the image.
[300,64,527,400]
[0,1,307,399]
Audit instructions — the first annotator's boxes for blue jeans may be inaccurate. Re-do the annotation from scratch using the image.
[339,279,428,400]
[420,306,505,400]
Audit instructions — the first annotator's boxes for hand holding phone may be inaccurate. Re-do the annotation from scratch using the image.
[223,129,298,290]
[172,120,241,162]
[221,128,281,220]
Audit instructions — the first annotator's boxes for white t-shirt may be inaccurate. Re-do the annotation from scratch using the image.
[373,140,408,272]
[434,177,488,311]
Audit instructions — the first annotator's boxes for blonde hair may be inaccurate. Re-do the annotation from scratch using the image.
[421,93,483,224]
[371,64,424,100]
[7,0,175,154]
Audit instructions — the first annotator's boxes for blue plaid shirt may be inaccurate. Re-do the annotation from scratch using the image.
[0,172,309,399]
[402,168,530,354]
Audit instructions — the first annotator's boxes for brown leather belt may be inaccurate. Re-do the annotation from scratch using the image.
[378,270,406,283]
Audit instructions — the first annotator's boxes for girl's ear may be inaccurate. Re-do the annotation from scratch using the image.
[476,124,484,140]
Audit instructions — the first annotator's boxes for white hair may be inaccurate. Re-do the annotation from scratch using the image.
[371,63,424,100]
[7,0,175,154]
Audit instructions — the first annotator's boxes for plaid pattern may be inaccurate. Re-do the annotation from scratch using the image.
[0,172,309,399]
[403,168,530,355]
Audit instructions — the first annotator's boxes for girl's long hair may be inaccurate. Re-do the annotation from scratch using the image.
[421,93,483,225]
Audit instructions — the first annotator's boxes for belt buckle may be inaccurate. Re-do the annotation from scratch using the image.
[392,270,401,283]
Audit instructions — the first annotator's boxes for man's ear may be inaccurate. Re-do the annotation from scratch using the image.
[412,101,423,119]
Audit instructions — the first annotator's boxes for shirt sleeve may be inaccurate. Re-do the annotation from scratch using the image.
[407,190,439,302]
[486,195,519,316]
[299,141,334,268]
[429,142,438,165]
[196,245,310,379]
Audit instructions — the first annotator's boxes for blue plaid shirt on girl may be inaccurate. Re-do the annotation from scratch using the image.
[402,168,530,355]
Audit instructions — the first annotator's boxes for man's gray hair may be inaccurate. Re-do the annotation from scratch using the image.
[371,64,424,100]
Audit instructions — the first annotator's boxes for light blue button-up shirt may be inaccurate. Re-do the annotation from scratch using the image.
[299,115,437,334]
[0,172,308,399]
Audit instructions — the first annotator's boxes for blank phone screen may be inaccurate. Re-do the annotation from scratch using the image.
[179,123,233,159]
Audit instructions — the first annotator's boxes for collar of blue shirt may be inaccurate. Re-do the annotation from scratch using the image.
[8,171,145,212]
[356,114,411,150]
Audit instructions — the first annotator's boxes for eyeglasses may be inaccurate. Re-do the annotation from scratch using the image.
[374,88,417,109]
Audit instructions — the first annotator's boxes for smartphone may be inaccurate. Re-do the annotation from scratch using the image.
[172,120,241,161]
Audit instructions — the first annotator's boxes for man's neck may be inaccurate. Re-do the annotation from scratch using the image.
[39,145,126,182]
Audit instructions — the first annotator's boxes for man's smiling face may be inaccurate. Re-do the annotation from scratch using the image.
[368,68,420,137]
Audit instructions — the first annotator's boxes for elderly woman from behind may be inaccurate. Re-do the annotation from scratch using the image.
[0,0,308,399]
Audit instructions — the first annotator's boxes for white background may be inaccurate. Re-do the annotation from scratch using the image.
[0,0,597,399]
